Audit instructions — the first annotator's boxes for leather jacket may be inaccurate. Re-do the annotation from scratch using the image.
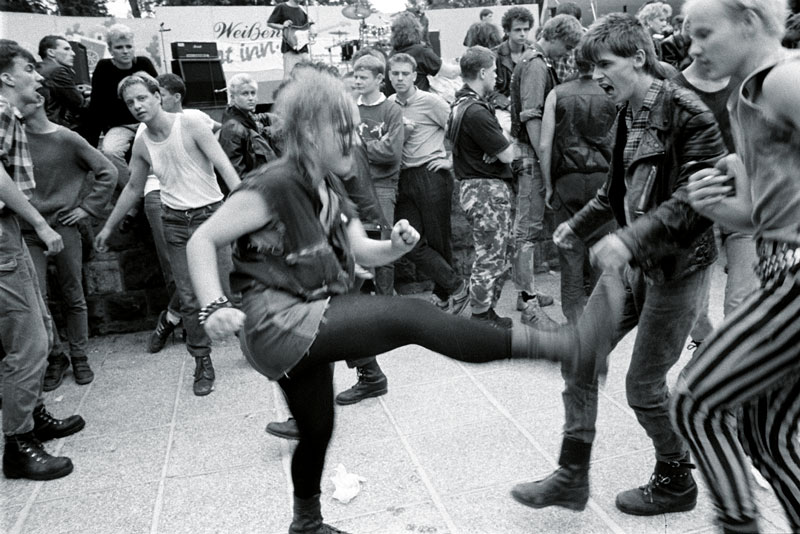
[218,105,276,180]
[492,40,531,110]
[569,81,726,283]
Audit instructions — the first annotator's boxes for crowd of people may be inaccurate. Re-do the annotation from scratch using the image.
[1,0,799,532]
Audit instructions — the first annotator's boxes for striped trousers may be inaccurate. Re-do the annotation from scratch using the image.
[671,267,800,531]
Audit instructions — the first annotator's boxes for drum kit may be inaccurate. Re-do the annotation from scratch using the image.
[325,1,391,63]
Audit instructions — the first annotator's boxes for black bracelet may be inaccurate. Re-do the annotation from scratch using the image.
[198,296,232,325]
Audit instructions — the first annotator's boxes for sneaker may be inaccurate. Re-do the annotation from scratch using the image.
[517,292,554,310]
[429,292,450,312]
[449,280,470,315]
[471,308,513,329]
[42,353,70,392]
[521,301,560,330]
[266,418,300,440]
[148,310,178,353]
[71,357,94,385]
[193,356,215,396]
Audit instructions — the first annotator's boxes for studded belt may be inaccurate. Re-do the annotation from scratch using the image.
[755,240,800,288]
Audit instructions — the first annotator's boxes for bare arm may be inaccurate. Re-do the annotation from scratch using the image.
[187,189,269,305]
[190,115,241,191]
[347,218,419,268]
[539,90,557,206]
[94,139,149,250]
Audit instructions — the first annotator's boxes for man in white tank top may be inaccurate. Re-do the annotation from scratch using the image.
[95,72,241,397]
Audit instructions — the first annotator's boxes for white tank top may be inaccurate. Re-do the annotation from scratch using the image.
[140,113,223,210]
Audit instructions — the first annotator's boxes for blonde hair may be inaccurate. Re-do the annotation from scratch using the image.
[106,24,134,47]
[637,2,668,28]
[272,70,357,175]
[227,73,257,102]
[683,0,788,38]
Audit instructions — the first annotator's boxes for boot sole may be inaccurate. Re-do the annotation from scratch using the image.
[614,498,697,516]
[335,387,389,406]
[3,461,73,480]
[265,427,300,440]
[510,490,588,511]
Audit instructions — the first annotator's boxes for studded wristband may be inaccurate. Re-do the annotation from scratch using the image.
[198,296,232,325]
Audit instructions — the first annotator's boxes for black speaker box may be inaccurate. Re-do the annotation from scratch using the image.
[171,42,219,60]
[171,59,227,107]
[68,41,90,85]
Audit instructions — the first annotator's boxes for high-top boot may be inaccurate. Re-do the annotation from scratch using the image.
[334,360,388,406]
[511,438,591,511]
[3,431,73,480]
[33,404,86,442]
[615,455,698,515]
[288,494,349,534]
[193,356,215,396]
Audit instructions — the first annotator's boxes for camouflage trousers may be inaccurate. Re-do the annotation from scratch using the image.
[459,178,513,314]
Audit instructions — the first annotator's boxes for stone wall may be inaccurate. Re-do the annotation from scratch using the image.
[46,173,558,336]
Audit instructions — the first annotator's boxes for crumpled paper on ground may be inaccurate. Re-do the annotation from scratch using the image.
[330,464,366,504]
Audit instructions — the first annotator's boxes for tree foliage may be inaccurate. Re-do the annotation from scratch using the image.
[0,0,108,15]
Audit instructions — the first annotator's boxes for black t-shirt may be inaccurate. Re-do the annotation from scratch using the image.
[88,57,158,133]
[268,3,310,54]
[672,72,735,153]
[452,97,511,181]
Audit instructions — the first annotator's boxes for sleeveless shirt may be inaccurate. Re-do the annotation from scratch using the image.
[140,113,223,210]
[729,54,800,245]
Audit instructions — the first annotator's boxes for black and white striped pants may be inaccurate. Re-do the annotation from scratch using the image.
[671,267,800,530]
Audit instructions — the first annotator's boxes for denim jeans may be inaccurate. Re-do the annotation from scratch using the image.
[161,202,232,359]
[144,190,181,317]
[562,265,710,462]
[373,184,397,297]
[101,124,137,189]
[0,213,50,435]
[690,230,759,342]
[512,142,547,295]
[395,166,461,301]
[24,223,89,359]
[553,172,612,323]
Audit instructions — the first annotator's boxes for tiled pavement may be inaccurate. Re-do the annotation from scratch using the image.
[1,264,792,534]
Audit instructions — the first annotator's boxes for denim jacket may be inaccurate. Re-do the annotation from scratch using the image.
[569,81,726,283]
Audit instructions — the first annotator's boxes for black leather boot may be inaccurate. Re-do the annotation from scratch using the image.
[511,438,591,511]
[3,431,73,480]
[33,405,86,442]
[193,356,215,396]
[334,360,388,406]
[288,494,349,534]
[615,455,698,515]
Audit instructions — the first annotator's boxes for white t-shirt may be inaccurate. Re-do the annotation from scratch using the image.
[139,109,216,196]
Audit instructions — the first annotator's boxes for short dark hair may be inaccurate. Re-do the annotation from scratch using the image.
[555,2,582,22]
[0,43,36,75]
[463,21,502,49]
[388,52,417,70]
[460,46,495,80]
[574,44,593,75]
[156,73,185,98]
[479,8,492,19]
[581,13,662,78]
[501,7,534,33]
[38,35,68,60]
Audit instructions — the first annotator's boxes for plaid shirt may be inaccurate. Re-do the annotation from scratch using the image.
[0,95,35,210]
[554,51,577,84]
[623,79,664,223]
